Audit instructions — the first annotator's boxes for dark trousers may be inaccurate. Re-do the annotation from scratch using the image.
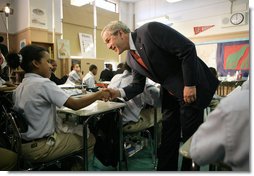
[157,95,204,171]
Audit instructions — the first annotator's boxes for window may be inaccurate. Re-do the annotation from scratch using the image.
[95,0,117,12]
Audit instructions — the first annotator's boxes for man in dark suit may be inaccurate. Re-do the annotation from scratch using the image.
[99,63,114,81]
[49,59,68,85]
[101,21,219,171]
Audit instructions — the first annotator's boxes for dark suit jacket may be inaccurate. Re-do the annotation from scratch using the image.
[113,69,124,76]
[123,22,219,109]
[99,69,114,81]
[50,72,68,85]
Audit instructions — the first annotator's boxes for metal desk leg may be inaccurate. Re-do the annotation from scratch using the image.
[153,107,158,170]
[117,109,123,171]
[83,120,88,171]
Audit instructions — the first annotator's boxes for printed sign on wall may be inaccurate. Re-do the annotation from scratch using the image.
[79,33,95,58]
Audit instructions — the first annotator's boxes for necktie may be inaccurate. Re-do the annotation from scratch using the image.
[130,50,148,70]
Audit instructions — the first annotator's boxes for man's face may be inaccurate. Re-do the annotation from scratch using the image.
[102,30,128,55]
[92,68,98,76]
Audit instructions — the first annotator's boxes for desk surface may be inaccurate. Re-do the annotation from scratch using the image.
[58,100,125,116]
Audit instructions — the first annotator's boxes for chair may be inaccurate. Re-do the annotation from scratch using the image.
[216,80,245,97]
[2,107,85,171]
[179,98,232,171]
[122,106,162,170]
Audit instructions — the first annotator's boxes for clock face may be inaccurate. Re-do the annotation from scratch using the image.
[230,13,244,25]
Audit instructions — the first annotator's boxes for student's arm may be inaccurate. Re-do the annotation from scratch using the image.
[4,81,16,87]
[64,90,110,110]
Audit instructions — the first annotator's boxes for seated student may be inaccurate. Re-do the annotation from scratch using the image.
[190,79,249,171]
[6,45,110,163]
[48,59,68,85]
[113,62,124,76]
[0,53,15,88]
[108,63,160,130]
[65,63,83,85]
[82,64,97,88]
[99,63,113,81]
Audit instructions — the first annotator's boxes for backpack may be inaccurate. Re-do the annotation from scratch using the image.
[93,112,119,167]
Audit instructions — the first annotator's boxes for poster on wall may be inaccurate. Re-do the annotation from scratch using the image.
[79,33,95,58]
[216,40,249,76]
[57,39,71,59]
[30,7,47,29]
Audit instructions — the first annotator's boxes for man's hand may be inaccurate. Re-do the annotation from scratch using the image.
[183,86,196,104]
[100,89,111,101]
[104,88,121,100]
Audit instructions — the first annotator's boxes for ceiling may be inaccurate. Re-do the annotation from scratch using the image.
[119,0,139,2]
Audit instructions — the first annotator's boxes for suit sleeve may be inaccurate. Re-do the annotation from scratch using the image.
[123,69,146,100]
[146,22,197,86]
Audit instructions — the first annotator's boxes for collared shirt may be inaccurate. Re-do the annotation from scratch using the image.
[109,70,160,124]
[82,71,96,88]
[65,70,81,85]
[190,80,250,171]
[13,73,70,140]
[108,70,143,124]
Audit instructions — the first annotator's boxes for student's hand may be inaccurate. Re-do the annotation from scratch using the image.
[183,86,196,104]
[105,88,121,100]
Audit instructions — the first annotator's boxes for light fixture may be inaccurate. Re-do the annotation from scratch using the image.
[70,0,94,7]
[2,3,13,16]
[136,15,173,27]
[0,3,14,51]
[166,0,183,3]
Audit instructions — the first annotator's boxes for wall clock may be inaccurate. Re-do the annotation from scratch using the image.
[230,13,244,25]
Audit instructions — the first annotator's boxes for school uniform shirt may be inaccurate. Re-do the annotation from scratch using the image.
[65,70,81,85]
[108,70,143,124]
[190,80,250,171]
[82,71,96,88]
[13,73,70,141]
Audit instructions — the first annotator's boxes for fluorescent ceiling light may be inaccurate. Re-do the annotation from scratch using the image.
[70,0,94,7]
[137,15,173,27]
[166,0,183,3]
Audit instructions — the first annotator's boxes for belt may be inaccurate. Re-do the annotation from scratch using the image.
[22,137,48,144]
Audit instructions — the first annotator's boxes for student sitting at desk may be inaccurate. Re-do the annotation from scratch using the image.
[65,63,83,85]
[0,53,15,88]
[48,59,68,85]
[6,45,110,164]
[190,79,249,171]
[108,63,160,129]
[82,64,98,88]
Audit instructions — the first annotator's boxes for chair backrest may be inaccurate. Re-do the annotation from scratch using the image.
[2,106,28,169]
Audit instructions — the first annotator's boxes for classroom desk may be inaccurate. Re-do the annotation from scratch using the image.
[57,100,126,171]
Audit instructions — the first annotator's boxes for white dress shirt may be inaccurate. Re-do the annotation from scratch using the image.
[190,80,250,171]
[82,71,96,88]
[108,70,160,124]
[65,70,81,85]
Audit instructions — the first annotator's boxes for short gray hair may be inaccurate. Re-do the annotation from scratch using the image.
[101,21,131,37]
